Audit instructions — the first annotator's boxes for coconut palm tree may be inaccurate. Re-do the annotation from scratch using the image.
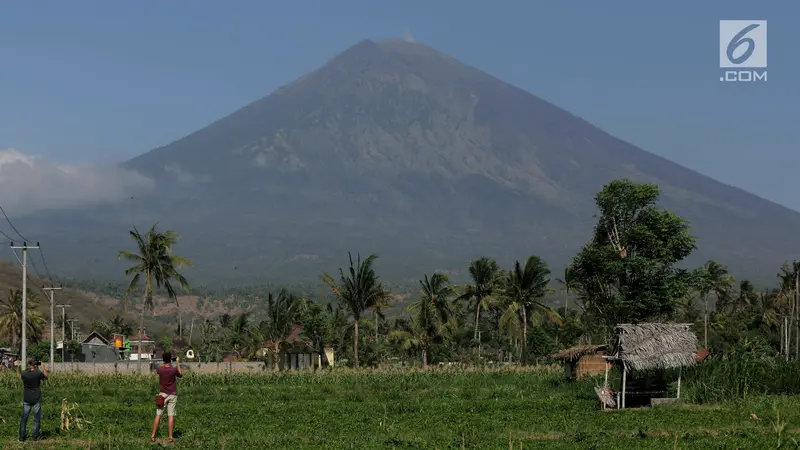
[321,252,390,368]
[498,256,559,365]
[553,267,578,312]
[0,289,45,354]
[392,273,456,368]
[456,257,500,343]
[118,223,193,371]
[694,260,735,349]
[258,290,303,371]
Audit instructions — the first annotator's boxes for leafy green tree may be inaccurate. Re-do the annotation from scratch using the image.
[0,289,45,354]
[321,253,390,368]
[498,256,558,365]
[118,223,193,370]
[569,179,696,334]
[456,257,500,343]
[299,300,333,368]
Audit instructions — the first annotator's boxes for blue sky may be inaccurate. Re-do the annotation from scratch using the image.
[1,1,797,208]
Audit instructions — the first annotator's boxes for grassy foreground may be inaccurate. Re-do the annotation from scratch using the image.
[0,366,798,449]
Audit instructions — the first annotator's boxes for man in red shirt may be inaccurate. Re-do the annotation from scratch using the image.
[150,352,183,443]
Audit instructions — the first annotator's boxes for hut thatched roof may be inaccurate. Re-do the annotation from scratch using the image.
[609,323,697,371]
[552,344,608,361]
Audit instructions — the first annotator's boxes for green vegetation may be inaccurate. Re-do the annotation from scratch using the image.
[5,178,800,447]
[1,368,800,449]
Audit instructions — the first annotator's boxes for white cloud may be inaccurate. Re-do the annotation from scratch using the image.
[164,162,210,183]
[0,148,155,217]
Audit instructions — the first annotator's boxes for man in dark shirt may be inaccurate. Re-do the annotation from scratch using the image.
[20,359,48,442]
[151,352,183,443]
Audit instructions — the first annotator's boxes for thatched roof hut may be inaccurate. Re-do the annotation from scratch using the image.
[552,344,608,361]
[602,323,698,409]
[608,323,697,371]
[553,344,609,380]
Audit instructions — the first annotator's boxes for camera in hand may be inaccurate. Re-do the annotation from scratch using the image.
[34,359,41,366]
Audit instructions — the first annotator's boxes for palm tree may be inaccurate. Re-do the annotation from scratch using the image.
[498,256,559,365]
[456,257,500,343]
[392,273,456,368]
[258,290,303,371]
[118,223,193,371]
[694,260,735,349]
[553,267,577,312]
[0,289,45,354]
[228,312,252,358]
[321,252,390,368]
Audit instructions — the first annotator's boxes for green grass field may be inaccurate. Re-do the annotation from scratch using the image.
[0,367,798,449]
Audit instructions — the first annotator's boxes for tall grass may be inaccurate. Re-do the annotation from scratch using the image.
[682,339,800,403]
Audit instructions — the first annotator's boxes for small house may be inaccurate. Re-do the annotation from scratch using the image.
[81,331,122,362]
[281,324,334,370]
[552,344,609,379]
[258,324,334,370]
[602,323,698,409]
[127,329,156,361]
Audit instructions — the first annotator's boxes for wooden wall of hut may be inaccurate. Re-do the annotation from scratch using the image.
[575,353,608,379]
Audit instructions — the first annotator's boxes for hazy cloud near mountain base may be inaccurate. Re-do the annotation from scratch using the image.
[0,148,155,217]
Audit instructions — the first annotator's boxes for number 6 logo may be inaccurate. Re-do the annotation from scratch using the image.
[719,20,767,69]
[726,24,759,65]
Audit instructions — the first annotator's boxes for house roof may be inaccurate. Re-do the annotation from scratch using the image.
[609,323,697,371]
[287,324,303,342]
[552,344,608,361]
[130,329,153,342]
[82,331,111,346]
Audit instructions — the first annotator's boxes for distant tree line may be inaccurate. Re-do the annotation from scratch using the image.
[28,179,800,368]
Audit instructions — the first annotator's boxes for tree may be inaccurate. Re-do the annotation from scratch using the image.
[118,223,193,371]
[392,273,456,368]
[456,257,500,343]
[257,290,303,371]
[0,289,45,354]
[569,180,696,334]
[497,256,558,365]
[321,253,390,368]
[299,301,333,368]
[553,267,578,312]
[692,260,735,349]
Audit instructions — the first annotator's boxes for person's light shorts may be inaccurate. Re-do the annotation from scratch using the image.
[156,394,177,417]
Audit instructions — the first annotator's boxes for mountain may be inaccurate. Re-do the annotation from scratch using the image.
[14,38,800,286]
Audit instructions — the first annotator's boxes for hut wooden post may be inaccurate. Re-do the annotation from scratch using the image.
[676,366,682,399]
[621,365,627,409]
[603,360,610,411]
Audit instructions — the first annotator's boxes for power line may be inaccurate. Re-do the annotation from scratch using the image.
[0,202,55,285]
[38,245,55,285]
[0,204,31,242]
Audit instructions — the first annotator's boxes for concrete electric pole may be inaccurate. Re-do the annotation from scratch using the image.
[11,242,39,367]
[57,304,71,361]
[43,286,62,367]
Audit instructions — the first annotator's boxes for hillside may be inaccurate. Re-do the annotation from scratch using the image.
[12,38,800,287]
[0,259,169,340]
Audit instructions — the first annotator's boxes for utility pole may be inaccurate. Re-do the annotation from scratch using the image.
[66,319,78,362]
[11,242,39,367]
[67,319,78,341]
[43,286,62,366]
[57,304,71,361]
